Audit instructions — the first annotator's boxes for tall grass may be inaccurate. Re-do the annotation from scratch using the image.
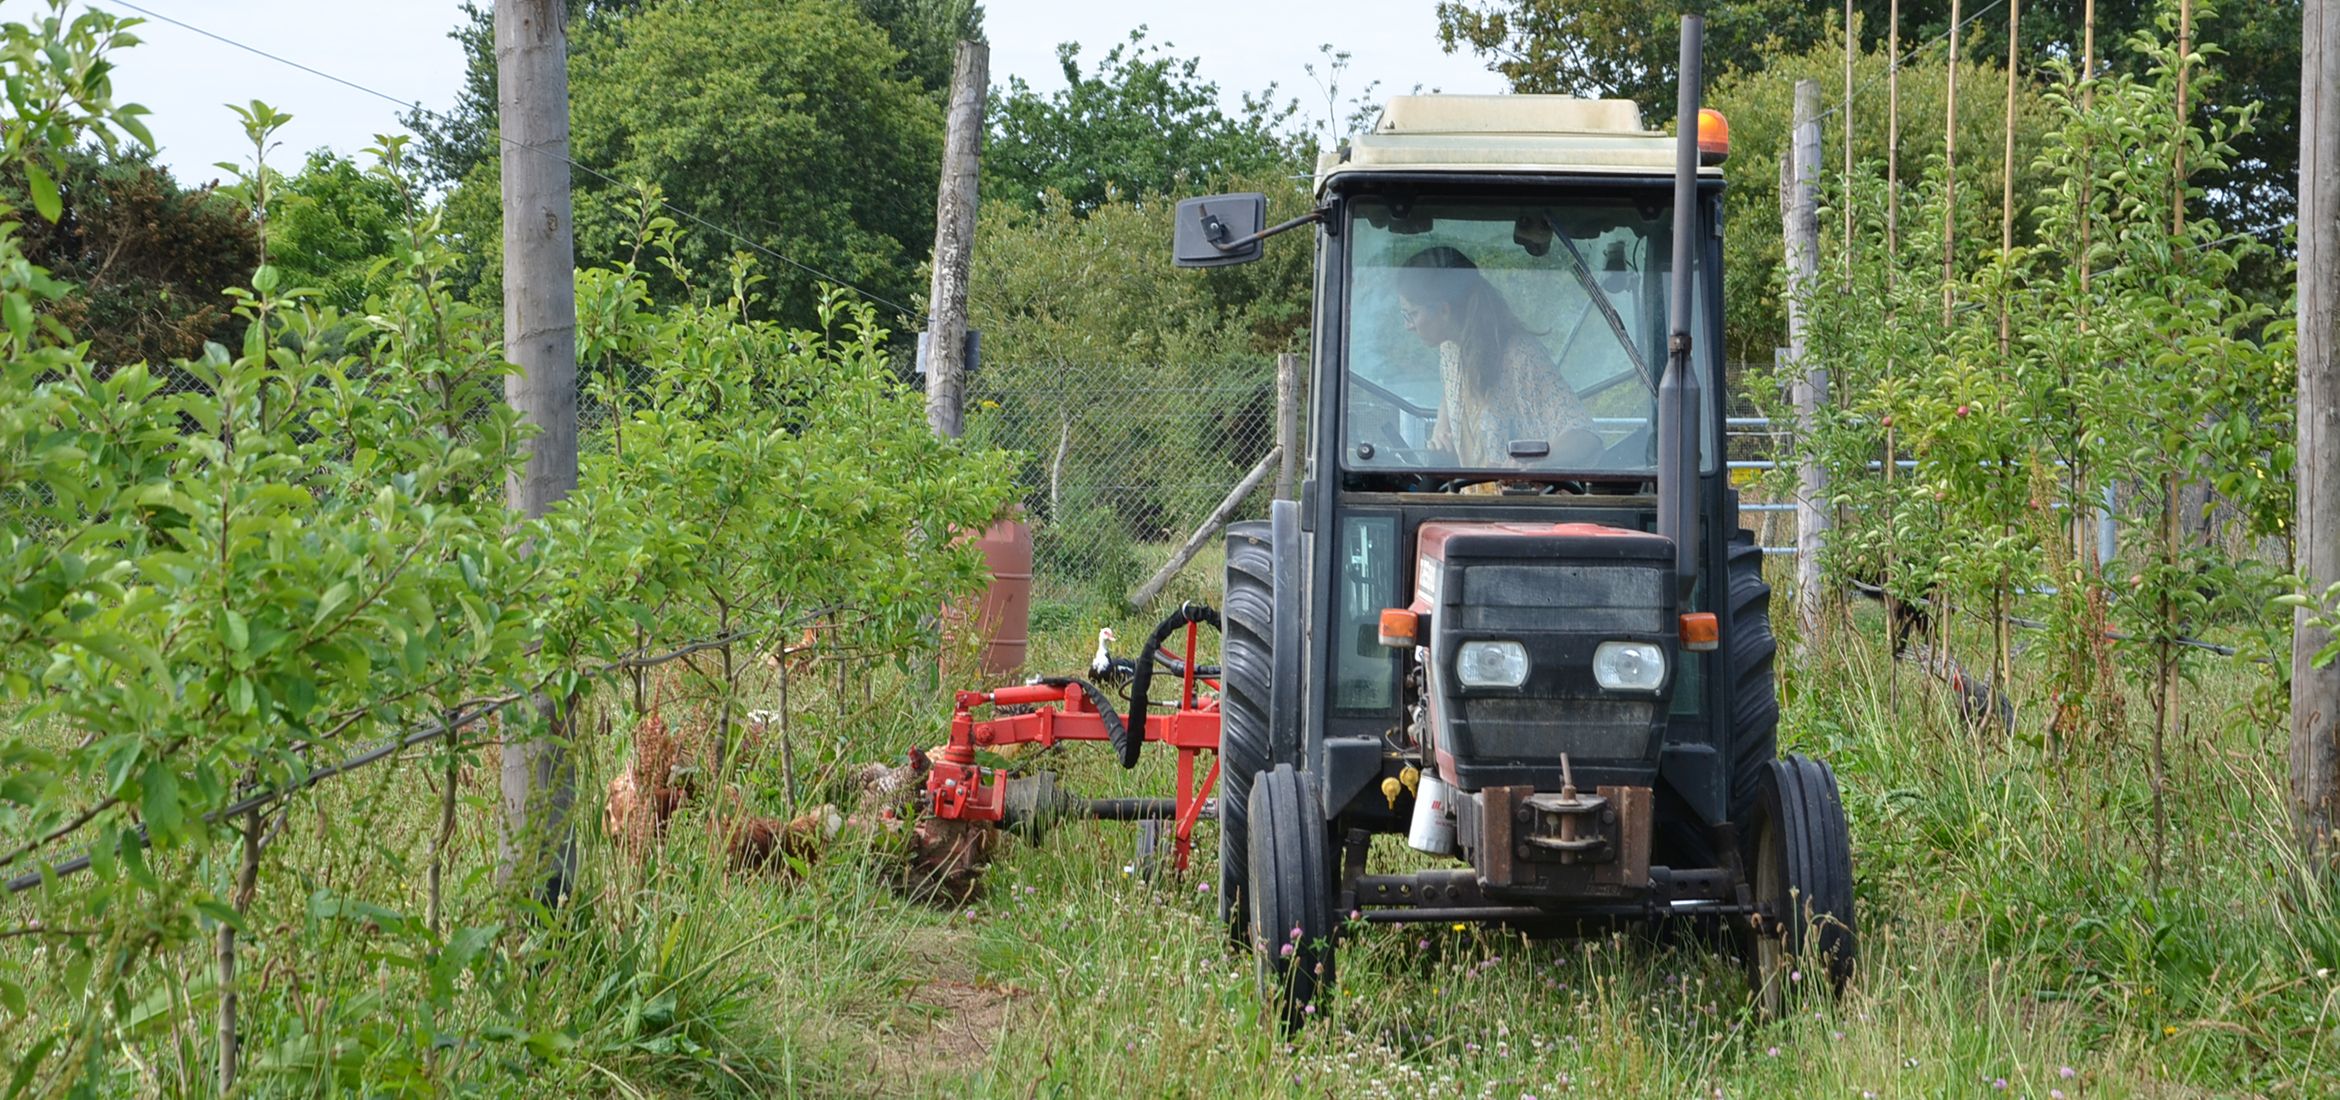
[11,576,2334,1096]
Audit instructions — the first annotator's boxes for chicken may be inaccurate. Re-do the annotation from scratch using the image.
[853,746,931,817]
[725,806,842,873]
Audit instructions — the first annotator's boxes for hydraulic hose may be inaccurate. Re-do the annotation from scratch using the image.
[1031,675,1129,757]
[1120,603,1221,769]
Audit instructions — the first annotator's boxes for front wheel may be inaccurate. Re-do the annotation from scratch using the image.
[1741,754,1857,1015]
[1248,764,1337,1032]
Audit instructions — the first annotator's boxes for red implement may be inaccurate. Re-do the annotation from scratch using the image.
[926,622,1222,870]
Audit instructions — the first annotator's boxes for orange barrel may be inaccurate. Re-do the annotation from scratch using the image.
[956,508,1032,677]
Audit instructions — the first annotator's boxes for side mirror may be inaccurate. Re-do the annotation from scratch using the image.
[1172,192,1266,268]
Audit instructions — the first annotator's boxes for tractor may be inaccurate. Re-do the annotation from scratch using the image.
[1172,17,1856,1026]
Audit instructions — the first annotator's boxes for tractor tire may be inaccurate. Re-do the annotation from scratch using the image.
[1725,529,1780,829]
[1741,754,1857,1016]
[1218,520,1276,947]
[1247,764,1337,1032]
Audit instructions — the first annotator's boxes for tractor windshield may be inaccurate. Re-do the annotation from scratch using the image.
[1342,195,1699,477]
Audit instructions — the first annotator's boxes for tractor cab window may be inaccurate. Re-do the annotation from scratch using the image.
[1343,196,1705,477]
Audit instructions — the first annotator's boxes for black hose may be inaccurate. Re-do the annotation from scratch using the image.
[1144,655,1222,680]
[1121,603,1221,769]
[1030,676,1130,758]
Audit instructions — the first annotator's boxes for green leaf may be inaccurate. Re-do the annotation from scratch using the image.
[222,608,250,653]
[194,899,248,934]
[140,761,181,842]
[2,293,29,344]
[23,160,60,223]
[314,580,353,626]
[6,1034,54,1099]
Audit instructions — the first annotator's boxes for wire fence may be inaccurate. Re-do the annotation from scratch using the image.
[963,359,1294,611]
[951,356,1802,613]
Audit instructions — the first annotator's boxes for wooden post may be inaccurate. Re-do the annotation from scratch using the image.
[2295,0,2340,862]
[496,0,580,905]
[1127,447,1281,610]
[925,40,988,439]
[1275,352,1300,501]
[1785,80,1828,649]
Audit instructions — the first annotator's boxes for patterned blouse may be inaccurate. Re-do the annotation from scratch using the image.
[1425,335,1596,466]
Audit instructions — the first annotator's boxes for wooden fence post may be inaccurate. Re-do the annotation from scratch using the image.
[2291,0,2340,864]
[1784,80,1827,649]
[496,0,580,908]
[925,40,988,439]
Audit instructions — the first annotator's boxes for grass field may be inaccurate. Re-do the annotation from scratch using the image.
[9,555,2339,1098]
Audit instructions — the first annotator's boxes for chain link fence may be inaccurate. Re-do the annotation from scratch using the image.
[964,356,1299,615]
[956,357,1797,617]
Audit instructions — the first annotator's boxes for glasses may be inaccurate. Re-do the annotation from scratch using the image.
[1398,301,1424,328]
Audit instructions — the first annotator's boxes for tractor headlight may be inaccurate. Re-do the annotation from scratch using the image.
[1456,640,1530,688]
[1592,641,1666,693]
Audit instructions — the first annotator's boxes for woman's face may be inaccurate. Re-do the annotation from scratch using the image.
[1398,294,1453,348]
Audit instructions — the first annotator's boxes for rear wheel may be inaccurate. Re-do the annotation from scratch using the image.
[1742,754,1856,1015]
[1248,764,1336,1032]
[1218,521,1275,945]
[1725,529,1780,830]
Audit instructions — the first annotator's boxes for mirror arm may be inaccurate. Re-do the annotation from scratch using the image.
[1206,207,1328,253]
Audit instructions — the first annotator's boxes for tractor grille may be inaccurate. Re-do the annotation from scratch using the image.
[1436,555,1674,775]
[1460,697,1657,759]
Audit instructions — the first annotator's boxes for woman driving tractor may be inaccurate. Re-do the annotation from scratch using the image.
[1394,244,1603,469]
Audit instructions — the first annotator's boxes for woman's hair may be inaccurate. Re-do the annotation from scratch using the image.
[1396,245,1526,384]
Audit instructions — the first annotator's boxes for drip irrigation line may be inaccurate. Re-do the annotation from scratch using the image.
[89,0,926,322]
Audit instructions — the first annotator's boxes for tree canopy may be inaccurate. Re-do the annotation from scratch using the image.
[269,148,410,314]
[982,30,1306,213]
[3,149,257,366]
[434,0,945,326]
[1434,0,2300,253]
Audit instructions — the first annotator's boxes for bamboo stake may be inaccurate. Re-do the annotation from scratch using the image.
[1844,0,1856,291]
[1995,0,2021,718]
[1885,0,1903,716]
[1999,0,2020,356]
[1888,0,1901,251]
[1942,0,1961,328]
[2173,0,2193,239]
[2152,0,2193,892]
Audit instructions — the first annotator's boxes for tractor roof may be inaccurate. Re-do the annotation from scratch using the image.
[1314,95,1720,195]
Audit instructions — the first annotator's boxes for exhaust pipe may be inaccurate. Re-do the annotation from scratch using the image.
[1658,14,1706,599]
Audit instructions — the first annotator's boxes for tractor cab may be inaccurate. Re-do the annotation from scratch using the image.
[1174,19,1855,1029]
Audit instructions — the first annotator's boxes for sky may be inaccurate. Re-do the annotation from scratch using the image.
[88,0,1509,187]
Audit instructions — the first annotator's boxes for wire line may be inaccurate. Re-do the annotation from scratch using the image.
[90,0,928,321]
